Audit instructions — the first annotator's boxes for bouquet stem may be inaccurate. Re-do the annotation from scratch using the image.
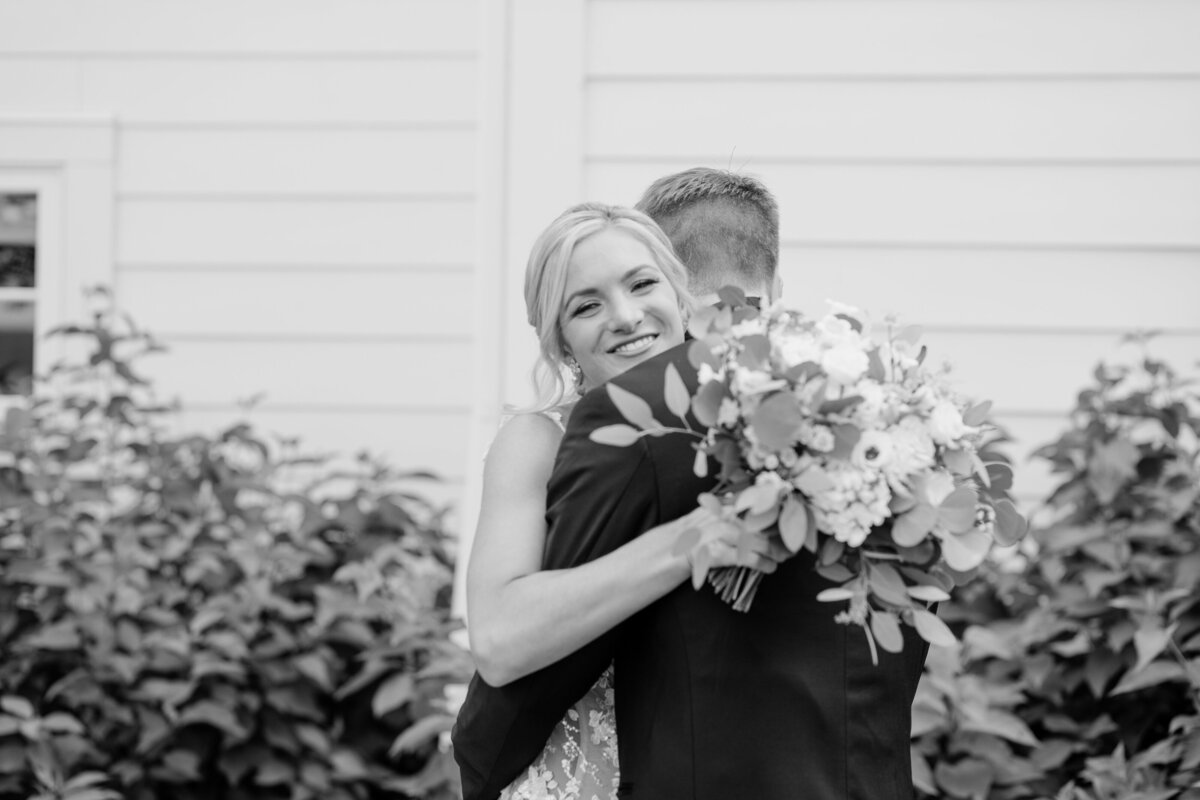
[708,566,765,612]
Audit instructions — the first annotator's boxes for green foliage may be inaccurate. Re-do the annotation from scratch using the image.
[0,289,472,800]
[914,344,1200,800]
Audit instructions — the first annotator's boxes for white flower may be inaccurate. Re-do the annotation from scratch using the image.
[821,344,870,386]
[809,463,891,548]
[717,397,741,427]
[732,366,785,396]
[851,381,889,427]
[928,400,969,445]
[851,430,893,471]
[731,318,767,338]
[756,470,787,492]
[885,416,936,486]
[798,423,835,453]
[697,362,718,386]
[817,314,857,345]
[774,331,822,368]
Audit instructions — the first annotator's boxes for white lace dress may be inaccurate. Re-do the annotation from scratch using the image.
[499,665,620,800]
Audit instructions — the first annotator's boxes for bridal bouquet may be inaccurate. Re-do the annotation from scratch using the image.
[590,288,1028,658]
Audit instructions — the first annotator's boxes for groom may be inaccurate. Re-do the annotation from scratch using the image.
[453,169,927,799]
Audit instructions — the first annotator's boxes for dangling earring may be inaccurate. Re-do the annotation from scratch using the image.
[566,357,584,391]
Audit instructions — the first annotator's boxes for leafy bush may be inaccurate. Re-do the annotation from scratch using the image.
[0,290,472,800]
[913,342,1200,800]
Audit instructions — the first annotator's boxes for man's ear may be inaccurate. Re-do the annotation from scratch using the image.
[770,272,784,303]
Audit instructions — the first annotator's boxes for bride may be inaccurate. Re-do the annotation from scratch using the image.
[464,203,788,800]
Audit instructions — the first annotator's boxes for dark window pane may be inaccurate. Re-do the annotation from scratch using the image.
[0,300,34,395]
[0,193,36,288]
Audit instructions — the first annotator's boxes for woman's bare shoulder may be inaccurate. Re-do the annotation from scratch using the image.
[484,412,564,479]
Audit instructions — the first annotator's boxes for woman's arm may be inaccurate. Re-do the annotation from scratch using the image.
[466,413,784,687]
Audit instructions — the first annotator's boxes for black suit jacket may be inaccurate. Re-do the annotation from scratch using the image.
[453,343,927,800]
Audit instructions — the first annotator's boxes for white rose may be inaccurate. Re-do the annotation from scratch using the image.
[775,331,822,368]
[717,397,741,427]
[733,367,784,396]
[928,400,969,445]
[817,314,856,344]
[798,423,835,453]
[821,344,869,386]
[851,430,893,471]
[731,318,767,338]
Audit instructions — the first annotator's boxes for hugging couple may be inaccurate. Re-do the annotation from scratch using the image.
[453,168,928,800]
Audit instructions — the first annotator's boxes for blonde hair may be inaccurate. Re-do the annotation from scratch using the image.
[521,202,696,412]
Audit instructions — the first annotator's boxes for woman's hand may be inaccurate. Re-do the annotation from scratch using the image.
[670,506,793,589]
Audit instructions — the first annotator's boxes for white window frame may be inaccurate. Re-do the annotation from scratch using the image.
[0,115,115,412]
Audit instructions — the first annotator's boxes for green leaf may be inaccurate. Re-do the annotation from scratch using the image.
[912,609,956,648]
[1086,438,1140,505]
[663,362,691,421]
[606,383,660,431]
[1109,661,1187,696]
[828,423,861,460]
[0,697,33,719]
[942,449,973,477]
[870,611,904,653]
[40,713,84,735]
[1132,623,1177,674]
[388,714,456,756]
[867,562,910,606]
[749,392,804,451]
[993,499,1028,546]
[372,673,415,718]
[177,700,247,739]
[589,424,640,447]
[911,749,936,795]
[892,503,937,547]
[778,496,810,553]
[907,585,951,603]
[962,400,993,427]
[934,757,993,800]
[692,380,725,428]
[793,467,834,496]
[961,708,1039,747]
[938,487,977,533]
[816,587,856,603]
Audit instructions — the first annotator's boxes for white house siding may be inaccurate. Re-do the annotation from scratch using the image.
[0,1,480,508]
[576,0,1200,506]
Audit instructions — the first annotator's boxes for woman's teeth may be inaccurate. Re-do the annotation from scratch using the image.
[612,334,656,354]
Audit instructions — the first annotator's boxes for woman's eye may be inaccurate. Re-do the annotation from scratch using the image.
[632,278,659,292]
[572,301,598,317]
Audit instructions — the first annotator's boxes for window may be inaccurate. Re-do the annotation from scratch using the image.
[0,192,37,397]
[0,115,115,411]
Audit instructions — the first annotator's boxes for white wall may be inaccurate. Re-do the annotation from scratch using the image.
[0,0,480,511]
[486,0,1200,526]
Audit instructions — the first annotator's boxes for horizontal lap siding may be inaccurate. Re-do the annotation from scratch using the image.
[585,0,1200,507]
[0,0,480,487]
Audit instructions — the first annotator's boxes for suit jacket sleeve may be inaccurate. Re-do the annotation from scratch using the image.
[452,385,661,800]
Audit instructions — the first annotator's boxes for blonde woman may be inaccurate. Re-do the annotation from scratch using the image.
[463,203,788,800]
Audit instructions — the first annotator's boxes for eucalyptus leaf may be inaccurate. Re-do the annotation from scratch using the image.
[589,424,641,447]
[663,362,691,421]
[606,383,660,431]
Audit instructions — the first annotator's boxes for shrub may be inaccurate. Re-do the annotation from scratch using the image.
[913,341,1200,799]
[0,289,472,800]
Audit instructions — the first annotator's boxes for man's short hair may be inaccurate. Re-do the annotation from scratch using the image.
[635,167,779,296]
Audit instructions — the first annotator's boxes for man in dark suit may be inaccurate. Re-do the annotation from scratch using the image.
[453,169,927,799]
